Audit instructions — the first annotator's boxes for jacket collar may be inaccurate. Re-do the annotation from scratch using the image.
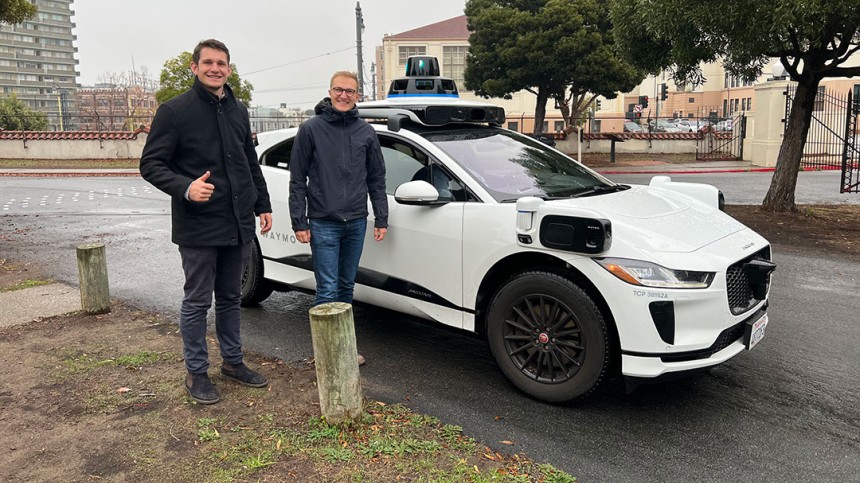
[315,97,359,123]
[192,77,234,104]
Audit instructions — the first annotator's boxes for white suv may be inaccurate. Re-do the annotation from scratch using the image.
[242,96,774,403]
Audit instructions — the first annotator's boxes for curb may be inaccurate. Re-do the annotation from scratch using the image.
[594,167,776,175]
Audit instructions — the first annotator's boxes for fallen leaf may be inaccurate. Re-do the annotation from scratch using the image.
[500,440,514,445]
[116,387,131,394]
[484,453,496,460]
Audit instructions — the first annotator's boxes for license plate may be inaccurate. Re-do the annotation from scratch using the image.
[744,313,768,350]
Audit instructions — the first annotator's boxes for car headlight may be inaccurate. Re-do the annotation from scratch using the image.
[595,258,715,289]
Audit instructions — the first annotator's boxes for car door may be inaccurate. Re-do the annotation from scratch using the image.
[356,132,467,329]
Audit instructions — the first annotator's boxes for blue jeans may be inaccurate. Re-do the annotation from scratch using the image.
[309,218,367,306]
[177,243,251,374]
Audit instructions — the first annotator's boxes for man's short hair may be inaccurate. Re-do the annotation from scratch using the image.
[330,71,359,87]
[193,39,230,64]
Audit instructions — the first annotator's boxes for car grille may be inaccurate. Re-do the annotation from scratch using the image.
[726,246,772,315]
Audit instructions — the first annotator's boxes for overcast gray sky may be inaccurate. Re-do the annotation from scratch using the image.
[72,0,466,109]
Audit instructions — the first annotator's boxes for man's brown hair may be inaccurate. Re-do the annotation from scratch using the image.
[192,39,230,64]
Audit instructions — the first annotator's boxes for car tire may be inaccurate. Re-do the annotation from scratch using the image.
[487,271,610,403]
[241,238,274,307]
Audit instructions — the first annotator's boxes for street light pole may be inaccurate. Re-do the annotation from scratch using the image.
[355,2,365,101]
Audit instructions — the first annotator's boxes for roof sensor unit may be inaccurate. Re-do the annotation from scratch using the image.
[388,56,459,98]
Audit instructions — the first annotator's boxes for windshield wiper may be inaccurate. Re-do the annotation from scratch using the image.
[569,184,630,198]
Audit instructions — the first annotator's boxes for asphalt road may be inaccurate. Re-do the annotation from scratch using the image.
[1,173,858,482]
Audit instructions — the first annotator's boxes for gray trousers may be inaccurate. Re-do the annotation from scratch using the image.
[177,242,252,374]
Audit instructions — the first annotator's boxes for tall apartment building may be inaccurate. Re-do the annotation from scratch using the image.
[0,0,79,130]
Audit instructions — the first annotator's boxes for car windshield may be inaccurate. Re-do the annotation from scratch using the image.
[420,127,618,202]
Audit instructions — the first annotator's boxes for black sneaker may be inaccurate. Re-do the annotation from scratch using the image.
[220,363,269,388]
[185,372,220,404]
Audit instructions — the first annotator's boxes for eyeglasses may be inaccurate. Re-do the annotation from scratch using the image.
[331,87,358,97]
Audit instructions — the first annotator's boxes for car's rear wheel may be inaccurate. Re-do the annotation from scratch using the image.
[487,271,610,403]
[241,238,274,306]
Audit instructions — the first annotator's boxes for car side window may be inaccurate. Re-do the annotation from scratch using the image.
[261,140,293,169]
[378,137,470,201]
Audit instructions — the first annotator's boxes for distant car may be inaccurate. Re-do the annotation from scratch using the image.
[623,121,643,133]
[715,119,734,131]
[527,133,557,147]
[651,119,681,133]
[675,120,696,132]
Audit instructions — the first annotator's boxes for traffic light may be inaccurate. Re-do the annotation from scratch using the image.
[660,83,668,101]
[595,99,602,111]
[638,95,649,108]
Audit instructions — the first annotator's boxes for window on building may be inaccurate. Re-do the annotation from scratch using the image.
[553,121,565,132]
[507,121,519,132]
[814,86,826,111]
[689,97,695,103]
[398,46,426,66]
[442,46,467,87]
[542,121,549,132]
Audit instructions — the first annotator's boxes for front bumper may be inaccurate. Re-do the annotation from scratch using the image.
[621,307,767,378]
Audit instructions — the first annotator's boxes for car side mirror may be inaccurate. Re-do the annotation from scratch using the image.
[394,180,448,206]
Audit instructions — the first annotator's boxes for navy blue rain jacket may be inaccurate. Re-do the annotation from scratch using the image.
[288,98,388,231]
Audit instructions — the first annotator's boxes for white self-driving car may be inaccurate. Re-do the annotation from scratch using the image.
[242,59,774,403]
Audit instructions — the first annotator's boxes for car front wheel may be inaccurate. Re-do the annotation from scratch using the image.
[241,238,274,307]
[487,271,610,403]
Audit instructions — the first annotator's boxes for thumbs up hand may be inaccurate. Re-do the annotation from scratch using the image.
[189,171,215,202]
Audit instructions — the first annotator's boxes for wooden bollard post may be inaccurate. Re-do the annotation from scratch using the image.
[308,302,362,424]
[76,242,110,314]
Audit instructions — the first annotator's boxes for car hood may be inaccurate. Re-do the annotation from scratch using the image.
[543,185,746,253]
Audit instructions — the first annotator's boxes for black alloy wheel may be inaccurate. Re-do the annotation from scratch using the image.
[487,271,610,403]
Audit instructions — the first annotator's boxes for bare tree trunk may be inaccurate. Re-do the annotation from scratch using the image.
[762,79,820,212]
[533,89,549,134]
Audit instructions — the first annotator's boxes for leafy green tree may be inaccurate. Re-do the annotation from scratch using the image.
[609,0,860,212]
[464,0,642,134]
[0,0,37,25]
[155,51,253,106]
[0,94,48,131]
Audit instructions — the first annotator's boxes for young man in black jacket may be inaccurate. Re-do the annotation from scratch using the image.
[288,71,388,365]
[140,39,272,404]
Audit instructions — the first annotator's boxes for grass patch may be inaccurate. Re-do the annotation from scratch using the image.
[58,350,174,374]
[0,158,139,169]
[1,278,52,292]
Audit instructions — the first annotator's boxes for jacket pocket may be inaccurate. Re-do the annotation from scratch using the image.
[350,140,368,168]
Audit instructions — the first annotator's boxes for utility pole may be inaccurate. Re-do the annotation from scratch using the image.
[370,62,377,101]
[355,2,365,100]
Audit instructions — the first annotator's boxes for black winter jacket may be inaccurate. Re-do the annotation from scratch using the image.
[288,98,388,231]
[140,79,271,247]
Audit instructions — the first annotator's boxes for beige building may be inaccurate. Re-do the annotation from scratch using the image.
[378,15,566,134]
[378,15,860,138]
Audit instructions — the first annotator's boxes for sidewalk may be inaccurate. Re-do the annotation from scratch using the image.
[589,159,774,175]
[0,283,80,328]
[0,160,773,177]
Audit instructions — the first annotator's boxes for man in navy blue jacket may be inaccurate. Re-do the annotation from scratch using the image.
[288,71,388,365]
[140,39,272,404]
